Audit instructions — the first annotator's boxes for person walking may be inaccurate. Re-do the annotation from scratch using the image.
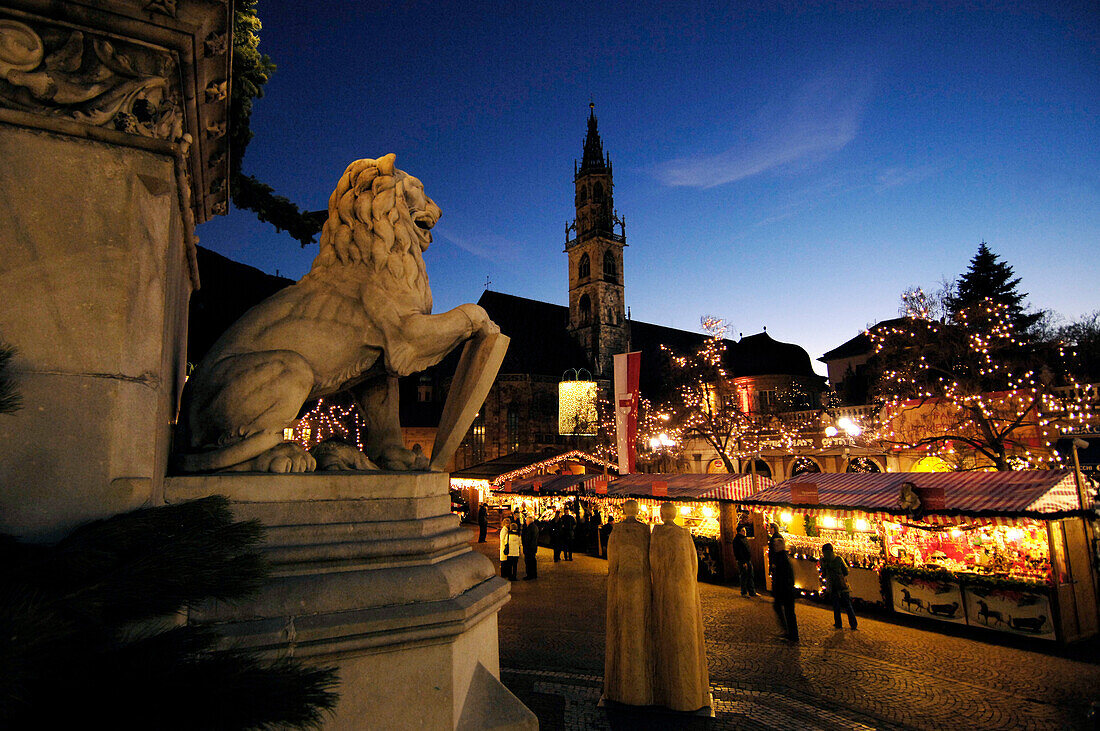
[499,520,520,580]
[550,510,563,562]
[561,509,577,560]
[766,522,782,579]
[477,503,488,543]
[733,526,757,597]
[770,536,798,642]
[821,543,858,630]
[521,516,540,579]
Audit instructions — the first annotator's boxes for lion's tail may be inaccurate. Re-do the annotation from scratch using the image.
[173,431,285,473]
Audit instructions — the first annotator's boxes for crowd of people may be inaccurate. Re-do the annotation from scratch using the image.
[487,497,613,581]
[478,505,861,643]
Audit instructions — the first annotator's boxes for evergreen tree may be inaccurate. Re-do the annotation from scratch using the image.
[0,339,19,415]
[945,241,1041,335]
[0,497,339,728]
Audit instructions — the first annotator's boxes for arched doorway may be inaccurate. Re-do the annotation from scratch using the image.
[740,459,771,479]
[790,456,821,476]
[846,457,882,473]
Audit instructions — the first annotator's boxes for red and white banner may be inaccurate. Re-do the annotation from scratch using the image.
[613,351,641,474]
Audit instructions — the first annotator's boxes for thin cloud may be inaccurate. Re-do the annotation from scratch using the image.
[874,163,942,191]
[655,70,876,189]
[431,223,520,262]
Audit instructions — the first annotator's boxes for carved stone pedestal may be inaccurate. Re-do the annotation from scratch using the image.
[164,471,536,731]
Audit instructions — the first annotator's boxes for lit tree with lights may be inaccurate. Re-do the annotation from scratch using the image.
[659,318,750,474]
[870,290,1093,471]
[589,395,683,471]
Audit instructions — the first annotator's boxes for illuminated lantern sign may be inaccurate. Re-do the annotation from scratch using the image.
[559,370,598,435]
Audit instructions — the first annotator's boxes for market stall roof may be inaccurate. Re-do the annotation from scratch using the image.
[607,473,775,501]
[743,470,1083,520]
[496,473,610,495]
[450,449,617,485]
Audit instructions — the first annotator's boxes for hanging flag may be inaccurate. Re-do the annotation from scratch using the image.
[614,351,641,474]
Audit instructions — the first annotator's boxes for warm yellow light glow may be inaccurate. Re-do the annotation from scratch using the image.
[283,427,295,440]
[950,528,962,538]
[855,518,870,532]
[822,516,838,529]
[824,426,838,437]
[702,506,714,518]
[558,380,598,435]
[780,511,793,524]
[679,505,692,516]
[637,504,648,514]
[1006,527,1024,542]
[912,456,951,473]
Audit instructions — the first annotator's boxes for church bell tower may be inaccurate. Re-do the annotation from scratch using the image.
[566,103,627,376]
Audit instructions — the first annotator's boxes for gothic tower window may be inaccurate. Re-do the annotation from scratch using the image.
[578,294,591,325]
[593,181,605,202]
[578,253,590,279]
[603,251,617,281]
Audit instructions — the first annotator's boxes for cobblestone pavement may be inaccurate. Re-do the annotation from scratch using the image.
[468,526,1100,730]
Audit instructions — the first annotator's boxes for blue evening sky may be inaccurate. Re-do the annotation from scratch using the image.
[198,1,1099,376]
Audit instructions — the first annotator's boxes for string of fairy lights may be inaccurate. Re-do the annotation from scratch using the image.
[283,398,367,451]
[867,294,1096,470]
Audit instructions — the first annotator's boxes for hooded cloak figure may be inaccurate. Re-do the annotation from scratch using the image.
[650,502,710,712]
[603,500,653,706]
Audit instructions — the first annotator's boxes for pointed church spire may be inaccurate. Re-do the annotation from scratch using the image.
[578,101,608,176]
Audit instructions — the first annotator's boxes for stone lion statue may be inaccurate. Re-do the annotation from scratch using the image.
[176,154,499,472]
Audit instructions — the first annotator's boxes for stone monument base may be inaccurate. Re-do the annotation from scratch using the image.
[165,472,536,730]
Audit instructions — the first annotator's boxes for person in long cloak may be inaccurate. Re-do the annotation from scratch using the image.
[603,500,653,706]
[650,502,710,712]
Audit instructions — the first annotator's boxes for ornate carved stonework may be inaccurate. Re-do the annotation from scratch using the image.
[0,16,182,141]
[143,0,177,18]
[203,79,226,103]
[202,31,227,58]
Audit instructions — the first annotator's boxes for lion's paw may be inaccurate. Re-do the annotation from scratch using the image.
[460,304,500,338]
[311,439,379,471]
[253,442,317,473]
[376,444,429,471]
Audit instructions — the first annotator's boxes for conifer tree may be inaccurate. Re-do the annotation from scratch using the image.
[0,497,339,729]
[945,241,1041,335]
[0,339,19,415]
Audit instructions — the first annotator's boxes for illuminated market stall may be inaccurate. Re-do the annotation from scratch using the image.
[494,472,611,520]
[450,448,617,519]
[741,471,1098,642]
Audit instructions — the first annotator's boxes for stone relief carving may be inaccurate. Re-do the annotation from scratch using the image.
[204,79,226,103]
[176,154,501,473]
[0,17,181,141]
[203,31,227,58]
[143,0,178,18]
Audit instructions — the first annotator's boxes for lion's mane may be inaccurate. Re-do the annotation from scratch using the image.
[309,154,431,311]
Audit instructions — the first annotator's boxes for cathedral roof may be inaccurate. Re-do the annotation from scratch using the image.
[476,291,594,376]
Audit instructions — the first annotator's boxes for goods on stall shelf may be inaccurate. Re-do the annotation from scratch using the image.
[882,520,1051,585]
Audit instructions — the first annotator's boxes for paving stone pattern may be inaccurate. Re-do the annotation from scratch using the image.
[471,526,1100,730]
